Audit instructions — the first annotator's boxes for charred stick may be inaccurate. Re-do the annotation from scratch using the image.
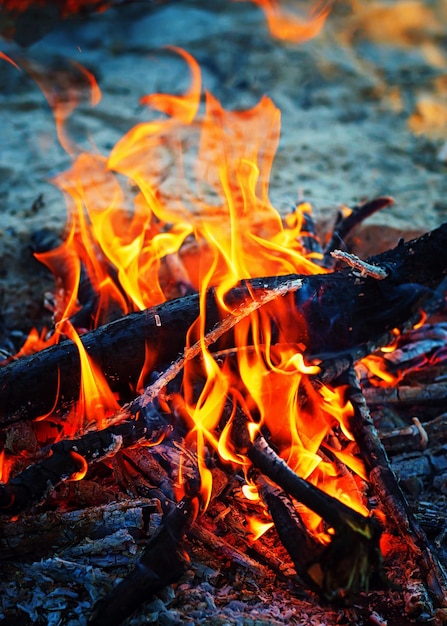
[247,434,374,539]
[322,196,394,268]
[341,367,447,607]
[317,281,447,386]
[382,338,447,369]
[2,221,447,426]
[231,410,383,599]
[88,495,196,626]
[253,471,323,590]
[421,412,447,442]
[0,414,150,516]
[301,209,324,256]
[117,445,177,502]
[364,382,447,406]
[288,202,324,257]
[379,413,447,455]
[189,524,268,576]
[379,417,429,455]
[330,250,388,279]
[341,367,417,535]
[247,435,383,600]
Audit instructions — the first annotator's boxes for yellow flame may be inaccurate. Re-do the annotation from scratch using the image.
[242,483,260,502]
[16,47,369,533]
[63,321,120,434]
[247,516,274,541]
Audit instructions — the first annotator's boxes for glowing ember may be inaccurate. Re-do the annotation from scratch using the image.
[0,449,13,484]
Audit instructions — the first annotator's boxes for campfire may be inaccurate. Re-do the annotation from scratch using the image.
[2,1,447,625]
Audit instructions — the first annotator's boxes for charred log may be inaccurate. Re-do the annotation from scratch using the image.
[364,382,447,406]
[1,222,447,426]
[253,471,323,590]
[230,404,384,600]
[380,413,447,455]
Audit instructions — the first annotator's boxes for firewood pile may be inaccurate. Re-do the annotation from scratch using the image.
[2,2,447,625]
[2,197,447,625]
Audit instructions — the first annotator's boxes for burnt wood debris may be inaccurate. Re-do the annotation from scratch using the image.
[1,217,447,425]
[2,205,447,624]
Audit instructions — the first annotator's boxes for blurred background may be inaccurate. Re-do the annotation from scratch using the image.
[1,0,446,334]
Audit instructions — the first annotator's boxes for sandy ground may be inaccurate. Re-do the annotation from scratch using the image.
[0,0,446,336]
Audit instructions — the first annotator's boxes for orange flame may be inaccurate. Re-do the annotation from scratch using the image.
[0,449,13,484]
[246,0,332,43]
[360,353,402,386]
[68,450,89,482]
[0,52,21,71]
[13,47,368,538]
[140,47,201,124]
[247,516,274,541]
[64,321,120,434]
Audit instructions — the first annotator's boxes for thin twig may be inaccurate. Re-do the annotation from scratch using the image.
[323,196,395,268]
[330,250,388,279]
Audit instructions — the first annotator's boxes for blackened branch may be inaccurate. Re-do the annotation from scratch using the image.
[342,366,447,607]
[88,495,196,626]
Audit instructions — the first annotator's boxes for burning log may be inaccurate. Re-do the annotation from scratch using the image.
[0,414,152,515]
[1,217,447,622]
[2,221,447,427]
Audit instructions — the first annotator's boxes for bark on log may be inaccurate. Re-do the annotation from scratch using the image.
[1,222,447,426]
